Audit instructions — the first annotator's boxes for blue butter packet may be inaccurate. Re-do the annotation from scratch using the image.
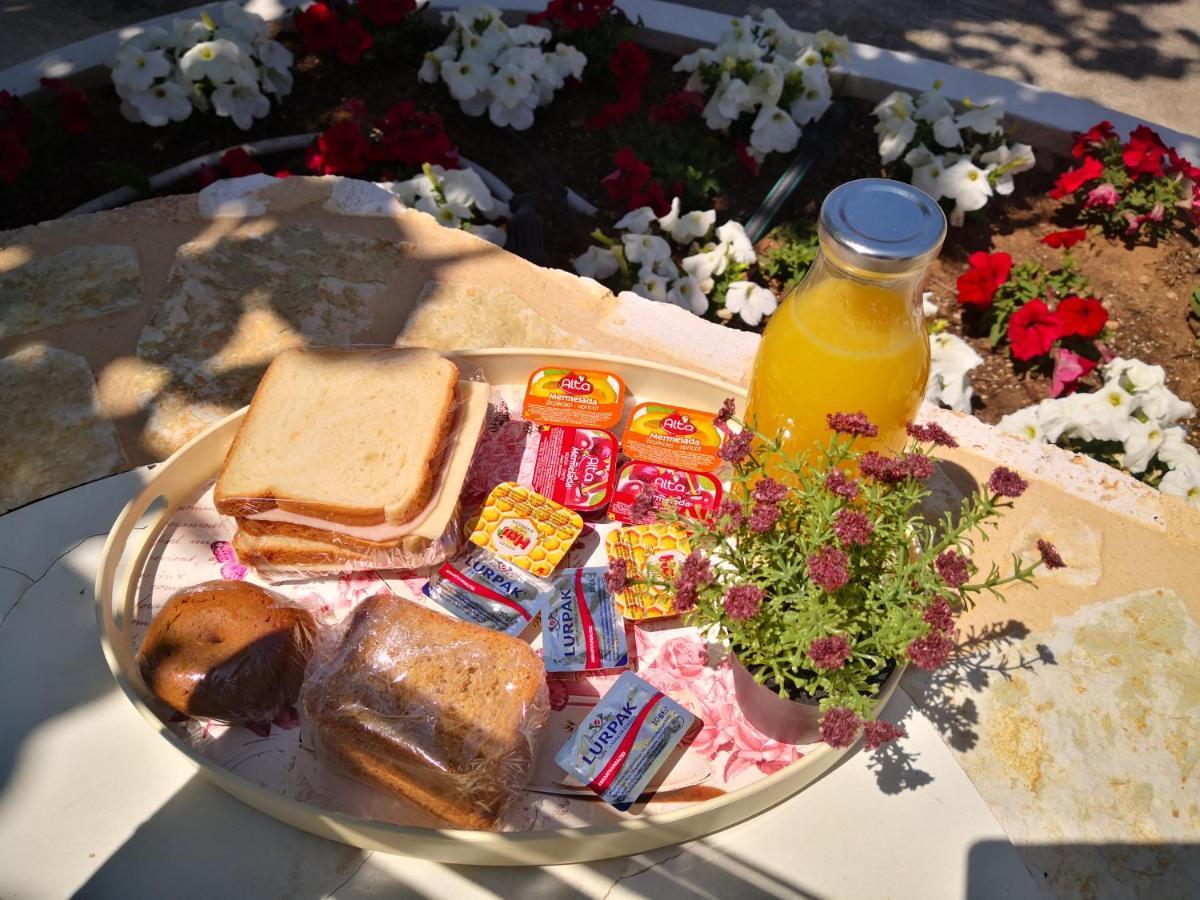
[542,567,628,673]
[423,546,546,636]
[554,671,695,811]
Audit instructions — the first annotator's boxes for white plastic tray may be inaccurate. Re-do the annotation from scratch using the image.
[95,348,902,865]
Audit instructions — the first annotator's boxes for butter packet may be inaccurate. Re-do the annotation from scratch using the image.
[604,524,691,621]
[542,567,628,673]
[467,482,584,578]
[554,671,695,811]
[423,545,546,636]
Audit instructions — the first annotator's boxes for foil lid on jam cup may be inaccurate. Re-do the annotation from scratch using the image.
[530,425,618,514]
[522,368,626,429]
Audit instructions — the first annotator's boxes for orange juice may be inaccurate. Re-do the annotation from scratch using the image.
[745,273,929,457]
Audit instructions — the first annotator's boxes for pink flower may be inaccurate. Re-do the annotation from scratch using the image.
[604,559,629,594]
[719,429,754,464]
[629,486,657,523]
[935,549,970,588]
[751,478,788,503]
[807,546,850,592]
[832,508,874,546]
[722,584,764,620]
[651,636,710,679]
[807,635,852,670]
[907,629,955,670]
[987,466,1029,498]
[863,719,906,750]
[859,451,909,484]
[824,469,859,500]
[901,453,935,481]
[1037,539,1066,569]
[677,550,713,589]
[1050,347,1098,398]
[819,707,861,748]
[674,583,698,612]
[922,596,956,633]
[1085,182,1120,208]
[723,716,803,780]
[748,500,781,533]
[717,496,746,530]
[905,421,958,448]
[714,397,737,425]
[826,411,879,438]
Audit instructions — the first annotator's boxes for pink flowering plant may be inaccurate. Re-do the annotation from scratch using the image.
[613,402,1064,750]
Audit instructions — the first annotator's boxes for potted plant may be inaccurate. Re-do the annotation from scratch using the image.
[606,402,1065,750]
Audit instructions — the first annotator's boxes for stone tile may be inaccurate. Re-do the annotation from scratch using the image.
[133,223,410,456]
[0,345,127,513]
[397,282,594,352]
[0,245,141,340]
[906,589,1200,897]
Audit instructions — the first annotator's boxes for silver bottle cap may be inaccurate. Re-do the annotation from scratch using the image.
[818,178,947,274]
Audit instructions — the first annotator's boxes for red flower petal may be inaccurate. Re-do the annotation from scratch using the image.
[1008,299,1064,361]
[1054,295,1108,338]
[1039,228,1088,250]
[1049,156,1104,199]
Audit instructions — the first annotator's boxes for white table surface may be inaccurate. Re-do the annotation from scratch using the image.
[0,468,1041,899]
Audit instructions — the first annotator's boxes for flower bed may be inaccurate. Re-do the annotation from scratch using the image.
[1,2,1197,502]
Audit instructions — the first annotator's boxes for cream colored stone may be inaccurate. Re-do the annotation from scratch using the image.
[398,282,594,352]
[0,245,140,340]
[94,357,171,418]
[0,345,126,513]
[1012,509,1103,587]
[906,589,1200,897]
[135,223,411,451]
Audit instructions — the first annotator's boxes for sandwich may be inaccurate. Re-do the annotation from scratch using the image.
[214,347,488,572]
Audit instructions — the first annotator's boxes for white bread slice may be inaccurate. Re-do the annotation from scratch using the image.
[214,348,462,526]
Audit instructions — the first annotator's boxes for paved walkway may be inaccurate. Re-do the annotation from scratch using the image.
[1,1,1197,136]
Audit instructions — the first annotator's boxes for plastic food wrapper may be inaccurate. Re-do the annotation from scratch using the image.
[522,367,626,428]
[136,580,317,726]
[554,671,695,811]
[424,545,548,636]
[466,482,583,578]
[609,462,723,525]
[542,567,629,673]
[218,349,491,581]
[604,524,691,621]
[621,402,723,473]
[301,594,549,831]
[530,425,618,513]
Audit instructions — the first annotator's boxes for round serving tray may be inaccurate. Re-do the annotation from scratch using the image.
[95,348,903,865]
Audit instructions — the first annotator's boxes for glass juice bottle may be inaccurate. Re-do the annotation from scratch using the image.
[745,178,947,461]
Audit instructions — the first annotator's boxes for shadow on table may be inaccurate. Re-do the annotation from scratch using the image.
[967,840,1200,899]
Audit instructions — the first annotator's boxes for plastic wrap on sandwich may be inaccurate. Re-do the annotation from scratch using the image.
[137,580,317,726]
[301,594,549,831]
[212,347,490,580]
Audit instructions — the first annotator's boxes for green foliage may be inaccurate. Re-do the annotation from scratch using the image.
[1190,285,1200,319]
[647,420,1045,719]
[92,160,150,196]
[611,118,730,207]
[757,221,819,292]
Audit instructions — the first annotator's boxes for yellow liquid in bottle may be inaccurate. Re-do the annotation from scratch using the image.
[745,275,930,461]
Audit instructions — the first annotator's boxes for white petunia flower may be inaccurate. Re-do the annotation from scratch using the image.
[440,167,499,215]
[788,63,832,125]
[658,199,716,245]
[681,245,728,289]
[634,271,670,303]
[1035,393,1090,443]
[927,332,982,412]
[956,102,1004,135]
[420,46,457,83]
[716,220,757,265]
[490,64,534,109]
[573,246,619,280]
[614,206,658,234]
[256,39,293,97]
[1158,427,1200,470]
[623,233,673,266]
[210,75,269,130]
[653,256,680,280]
[442,59,491,101]
[415,194,464,228]
[488,96,536,129]
[465,223,507,245]
[668,275,709,315]
[908,150,947,200]
[1106,357,1165,394]
[125,79,192,126]
[507,24,551,45]
[749,62,785,107]
[179,38,248,84]
[1121,418,1166,474]
[914,88,954,123]
[751,104,802,155]
[922,291,938,318]
[814,29,850,61]
[979,142,1035,195]
[931,115,962,149]
[997,406,1045,443]
[724,281,778,326]
[1160,466,1200,507]
[937,158,993,225]
[112,45,172,93]
[549,43,587,80]
[220,2,268,40]
[1070,391,1131,442]
[716,77,757,122]
[1138,384,1196,424]
[170,18,210,52]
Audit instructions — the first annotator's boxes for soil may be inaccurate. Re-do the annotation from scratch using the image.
[3,18,1198,420]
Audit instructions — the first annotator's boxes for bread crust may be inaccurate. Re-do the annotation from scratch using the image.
[213,348,459,526]
[302,595,548,829]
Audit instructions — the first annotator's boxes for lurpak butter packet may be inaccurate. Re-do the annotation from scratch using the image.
[542,567,628,673]
[467,482,584,578]
[423,546,546,636]
[554,671,695,811]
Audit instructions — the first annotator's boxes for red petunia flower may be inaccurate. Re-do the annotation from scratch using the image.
[0,130,31,185]
[358,0,416,27]
[734,139,760,176]
[1165,148,1200,181]
[40,77,91,135]
[1122,124,1167,179]
[527,0,613,30]
[219,147,264,177]
[587,84,641,130]
[1070,120,1116,159]
[0,90,32,138]
[305,120,371,175]
[956,251,1013,307]
[1049,155,1104,199]
[650,90,704,124]
[601,147,669,215]
[333,18,374,65]
[1054,295,1107,338]
[295,2,340,54]
[195,163,223,189]
[1039,228,1087,250]
[1007,299,1062,361]
[610,41,650,88]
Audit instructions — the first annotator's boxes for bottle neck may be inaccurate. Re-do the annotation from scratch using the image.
[806,249,929,300]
